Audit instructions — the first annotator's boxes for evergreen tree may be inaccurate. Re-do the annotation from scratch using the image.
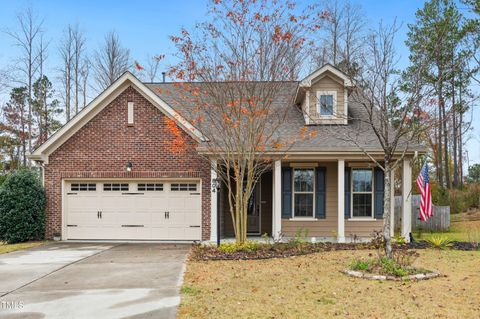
[406,0,471,189]
[0,87,29,166]
[32,75,62,145]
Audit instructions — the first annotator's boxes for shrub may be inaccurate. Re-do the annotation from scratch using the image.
[349,251,423,277]
[431,183,480,214]
[0,169,46,243]
[288,227,310,245]
[425,235,453,249]
[0,174,7,186]
[350,259,370,271]
[218,240,261,253]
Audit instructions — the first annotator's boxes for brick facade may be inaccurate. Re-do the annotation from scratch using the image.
[43,86,211,240]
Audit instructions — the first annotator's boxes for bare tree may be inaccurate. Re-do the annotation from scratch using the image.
[323,0,344,66]
[146,55,164,82]
[59,25,74,121]
[80,57,90,108]
[93,31,130,90]
[338,1,365,75]
[72,25,86,115]
[170,0,323,243]
[4,7,44,155]
[341,22,432,258]
[312,0,365,76]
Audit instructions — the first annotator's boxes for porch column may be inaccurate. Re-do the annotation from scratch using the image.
[337,159,345,243]
[210,159,218,242]
[272,160,282,240]
[401,158,412,242]
[390,169,395,237]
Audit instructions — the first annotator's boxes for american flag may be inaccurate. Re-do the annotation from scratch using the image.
[416,163,433,221]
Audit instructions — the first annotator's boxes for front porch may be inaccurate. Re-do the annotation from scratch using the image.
[210,158,413,243]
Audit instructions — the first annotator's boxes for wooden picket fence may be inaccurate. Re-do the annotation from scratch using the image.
[394,195,450,232]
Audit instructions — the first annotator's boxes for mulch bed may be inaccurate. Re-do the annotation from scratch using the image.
[450,241,479,251]
[191,240,479,261]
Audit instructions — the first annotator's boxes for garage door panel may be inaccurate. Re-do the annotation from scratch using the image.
[67,211,99,225]
[67,195,98,210]
[101,211,150,226]
[168,196,200,210]
[101,196,134,210]
[183,227,202,240]
[184,212,202,224]
[166,212,186,224]
[151,213,168,224]
[65,180,201,240]
[67,226,104,239]
[149,198,169,211]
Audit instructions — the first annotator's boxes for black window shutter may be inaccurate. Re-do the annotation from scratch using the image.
[374,168,385,219]
[315,167,326,219]
[281,167,292,219]
[344,167,351,219]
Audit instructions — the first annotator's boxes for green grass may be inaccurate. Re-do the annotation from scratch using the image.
[413,215,480,243]
[180,285,201,296]
[0,241,47,254]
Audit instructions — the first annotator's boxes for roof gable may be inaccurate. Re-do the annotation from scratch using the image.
[300,64,355,88]
[29,72,205,163]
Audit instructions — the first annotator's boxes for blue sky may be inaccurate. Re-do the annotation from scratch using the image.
[0,0,478,165]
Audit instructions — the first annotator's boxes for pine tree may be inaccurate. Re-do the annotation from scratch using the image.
[0,87,29,166]
[32,76,62,145]
[406,0,469,189]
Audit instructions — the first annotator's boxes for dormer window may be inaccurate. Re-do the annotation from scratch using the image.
[317,91,336,116]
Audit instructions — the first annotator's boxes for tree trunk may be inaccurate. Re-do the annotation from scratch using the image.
[437,96,444,187]
[458,79,464,188]
[442,91,450,189]
[383,161,392,259]
[66,67,71,121]
[452,74,458,189]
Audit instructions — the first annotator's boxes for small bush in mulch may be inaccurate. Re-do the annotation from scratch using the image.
[349,252,429,278]
[346,234,441,281]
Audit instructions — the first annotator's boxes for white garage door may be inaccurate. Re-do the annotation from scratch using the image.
[64,181,202,240]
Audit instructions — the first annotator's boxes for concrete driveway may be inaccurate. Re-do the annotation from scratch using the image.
[0,242,190,319]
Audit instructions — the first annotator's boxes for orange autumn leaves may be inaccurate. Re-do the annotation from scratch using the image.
[165,116,187,155]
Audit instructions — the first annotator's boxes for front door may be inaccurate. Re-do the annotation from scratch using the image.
[247,182,261,235]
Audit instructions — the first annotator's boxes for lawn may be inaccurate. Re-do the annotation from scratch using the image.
[414,210,480,242]
[178,249,480,319]
[0,241,47,254]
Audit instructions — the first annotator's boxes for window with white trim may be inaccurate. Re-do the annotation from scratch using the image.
[103,183,129,191]
[138,183,163,191]
[171,183,197,191]
[71,183,96,191]
[316,91,336,116]
[351,169,374,218]
[127,102,134,124]
[293,168,315,217]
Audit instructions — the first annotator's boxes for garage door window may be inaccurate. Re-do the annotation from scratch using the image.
[171,183,197,191]
[71,183,96,191]
[138,183,163,191]
[103,183,129,191]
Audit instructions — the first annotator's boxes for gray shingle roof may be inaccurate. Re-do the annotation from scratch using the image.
[144,82,424,153]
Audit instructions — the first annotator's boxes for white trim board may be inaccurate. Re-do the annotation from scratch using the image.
[28,72,205,164]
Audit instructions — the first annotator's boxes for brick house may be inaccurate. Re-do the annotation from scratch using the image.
[29,64,422,242]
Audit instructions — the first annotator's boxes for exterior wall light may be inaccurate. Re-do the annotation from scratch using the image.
[126,161,133,172]
[212,178,221,192]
